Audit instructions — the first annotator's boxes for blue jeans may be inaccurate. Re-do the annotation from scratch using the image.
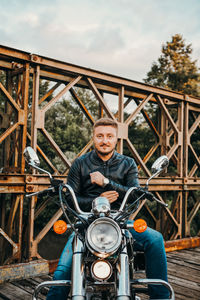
[46,226,169,299]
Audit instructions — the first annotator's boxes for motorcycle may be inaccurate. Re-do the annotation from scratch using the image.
[23,147,175,300]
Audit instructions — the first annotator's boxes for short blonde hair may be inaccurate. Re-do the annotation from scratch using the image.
[93,118,118,131]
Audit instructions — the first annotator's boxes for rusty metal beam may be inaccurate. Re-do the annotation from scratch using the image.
[1,174,199,194]
[41,75,82,113]
[2,44,200,104]
[70,87,95,125]
[125,93,154,125]
[0,260,49,283]
[40,128,71,168]
[165,236,200,252]
[117,86,124,154]
[86,77,117,120]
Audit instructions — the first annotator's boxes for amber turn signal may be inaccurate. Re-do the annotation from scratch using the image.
[133,219,147,233]
[53,220,67,234]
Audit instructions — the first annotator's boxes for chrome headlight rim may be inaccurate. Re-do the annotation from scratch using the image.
[86,217,122,258]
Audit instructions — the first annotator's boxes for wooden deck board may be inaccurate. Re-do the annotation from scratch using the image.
[0,248,199,299]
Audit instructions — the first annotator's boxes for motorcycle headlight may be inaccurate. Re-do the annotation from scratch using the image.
[91,260,112,281]
[86,217,122,258]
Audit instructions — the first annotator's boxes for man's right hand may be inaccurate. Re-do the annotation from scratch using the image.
[100,191,119,203]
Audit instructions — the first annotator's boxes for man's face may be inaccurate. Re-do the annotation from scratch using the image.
[93,125,118,156]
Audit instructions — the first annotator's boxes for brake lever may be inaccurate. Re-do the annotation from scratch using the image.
[152,196,168,207]
[144,191,168,208]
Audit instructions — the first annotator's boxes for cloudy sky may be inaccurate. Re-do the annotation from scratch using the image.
[1,0,200,82]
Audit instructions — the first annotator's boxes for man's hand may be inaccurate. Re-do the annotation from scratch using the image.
[90,171,119,203]
[100,191,119,203]
[90,171,105,186]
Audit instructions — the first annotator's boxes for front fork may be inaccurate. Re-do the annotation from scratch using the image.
[71,234,85,300]
[71,234,131,300]
[33,235,85,300]
[116,232,131,300]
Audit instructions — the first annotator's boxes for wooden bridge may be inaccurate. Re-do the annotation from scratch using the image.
[0,245,199,299]
[0,45,200,295]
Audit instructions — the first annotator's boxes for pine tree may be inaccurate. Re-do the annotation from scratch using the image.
[144,34,200,97]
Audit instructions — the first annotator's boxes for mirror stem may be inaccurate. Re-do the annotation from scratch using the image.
[145,170,161,190]
[29,163,53,179]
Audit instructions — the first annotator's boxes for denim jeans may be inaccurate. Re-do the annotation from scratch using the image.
[46,225,169,299]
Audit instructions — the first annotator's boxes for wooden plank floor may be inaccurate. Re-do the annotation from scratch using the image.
[0,247,199,300]
[167,248,200,300]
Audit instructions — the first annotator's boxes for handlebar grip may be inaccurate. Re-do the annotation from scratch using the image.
[144,191,154,201]
[131,188,154,201]
[25,187,55,198]
[134,189,168,207]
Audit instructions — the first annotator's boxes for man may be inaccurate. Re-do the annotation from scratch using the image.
[47,118,170,299]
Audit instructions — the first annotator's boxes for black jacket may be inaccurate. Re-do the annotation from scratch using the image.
[67,150,139,211]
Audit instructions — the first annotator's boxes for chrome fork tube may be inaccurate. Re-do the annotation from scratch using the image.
[117,234,130,300]
[71,235,85,300]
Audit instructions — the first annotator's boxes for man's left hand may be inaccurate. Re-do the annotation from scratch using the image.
[100,191,119,203]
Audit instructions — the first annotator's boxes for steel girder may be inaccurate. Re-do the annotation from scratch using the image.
[0,45,200,264]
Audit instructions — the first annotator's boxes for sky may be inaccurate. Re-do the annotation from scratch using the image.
[0,0,200,82]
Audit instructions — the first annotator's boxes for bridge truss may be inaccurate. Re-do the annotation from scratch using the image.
[0,45,200,266]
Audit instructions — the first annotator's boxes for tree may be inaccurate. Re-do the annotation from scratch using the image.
[38,88,99,172]
[144,34,200,97]
[144,34,200,236]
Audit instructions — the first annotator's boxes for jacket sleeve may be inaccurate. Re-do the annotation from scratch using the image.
[66,158,94,211]
[107,158,140,199]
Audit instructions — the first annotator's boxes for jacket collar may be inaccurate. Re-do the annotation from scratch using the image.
[90,149,118,165]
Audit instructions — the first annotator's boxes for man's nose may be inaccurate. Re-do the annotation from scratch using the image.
[102,136,109,143]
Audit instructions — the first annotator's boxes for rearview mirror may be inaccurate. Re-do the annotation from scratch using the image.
[23,147,40,166]
[151,155,169,175]
[23,146,52,179]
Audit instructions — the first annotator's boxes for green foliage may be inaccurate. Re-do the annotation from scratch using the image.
[37,87,99,171]
[45,88,98,152]
[144,34,200,97]
[0,70,5,84]
[0,71,6,110]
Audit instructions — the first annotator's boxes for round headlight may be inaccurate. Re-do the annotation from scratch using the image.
[86,217,122,258]
[91,260,112,281]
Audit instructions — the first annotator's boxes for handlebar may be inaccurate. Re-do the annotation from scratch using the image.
[119,187,168,210]
[63,184,89,216]
[118,187,138,212]
[115,187,168,220]
[24,148,169,218]
[26,155,168,219]
[25,182,90,216]
[25,184,168,219]
[25,187,55,198]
